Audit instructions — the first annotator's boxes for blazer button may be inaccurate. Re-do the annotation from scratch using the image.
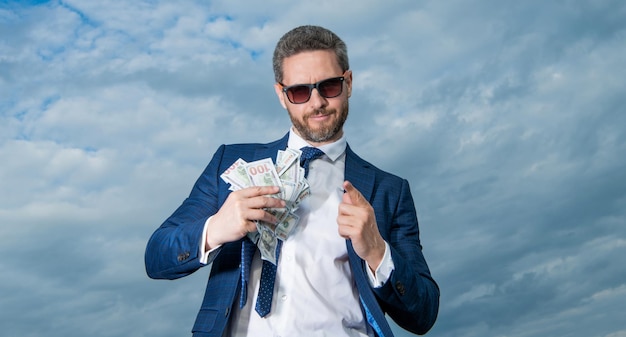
[395,281,406,296]
[177,252,190,262]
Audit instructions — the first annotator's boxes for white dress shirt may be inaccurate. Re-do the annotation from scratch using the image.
[201,129,394,336]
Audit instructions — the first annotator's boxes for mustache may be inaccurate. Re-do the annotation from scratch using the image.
[306,108,334,118]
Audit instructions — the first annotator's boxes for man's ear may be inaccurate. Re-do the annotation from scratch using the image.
[274,83,288,109]
[345,70,353,98]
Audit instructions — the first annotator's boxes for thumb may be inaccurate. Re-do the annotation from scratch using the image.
[343,181,366,206]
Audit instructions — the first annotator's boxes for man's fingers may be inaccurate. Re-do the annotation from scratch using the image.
[342,181,366,206]
[230,185,285,209]
[261,210,280,225]
[246,208,279,225]
[239,185,281,198]
[247,195,286,209]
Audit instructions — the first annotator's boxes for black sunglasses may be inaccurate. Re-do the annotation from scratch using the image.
[280,76,345,104]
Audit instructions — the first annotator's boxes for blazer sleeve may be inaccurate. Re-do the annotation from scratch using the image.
[372,178,440,335]
[144,145,226,280]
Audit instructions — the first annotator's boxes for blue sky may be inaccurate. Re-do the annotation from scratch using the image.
[1,1,625,336]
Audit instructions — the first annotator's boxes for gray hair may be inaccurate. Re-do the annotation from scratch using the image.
[272,25,349,83]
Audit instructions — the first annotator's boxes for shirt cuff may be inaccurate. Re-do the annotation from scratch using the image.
[366,241,395,288]
[199,216,222,265]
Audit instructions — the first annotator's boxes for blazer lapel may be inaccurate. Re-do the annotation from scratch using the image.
[254,133,289,162]
[344,144,375,203]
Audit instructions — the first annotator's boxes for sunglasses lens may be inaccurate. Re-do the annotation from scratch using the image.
[318,78,343,98]
[287,86,312,104]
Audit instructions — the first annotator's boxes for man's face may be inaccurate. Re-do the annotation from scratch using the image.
[274,50,352,146]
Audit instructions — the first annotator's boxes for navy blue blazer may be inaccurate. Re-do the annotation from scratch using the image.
[145,133,439,336]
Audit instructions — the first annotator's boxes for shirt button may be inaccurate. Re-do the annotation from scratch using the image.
[281,295,287,301]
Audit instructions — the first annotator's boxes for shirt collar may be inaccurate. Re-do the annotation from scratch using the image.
[287,127,347,162]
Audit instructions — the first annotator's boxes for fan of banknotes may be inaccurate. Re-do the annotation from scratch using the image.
[220,148,310,265]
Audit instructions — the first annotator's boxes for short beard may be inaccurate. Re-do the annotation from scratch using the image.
[289,100,349,143]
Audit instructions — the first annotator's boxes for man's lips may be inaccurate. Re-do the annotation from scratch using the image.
[307,112,333,120]
[310,114,330,119]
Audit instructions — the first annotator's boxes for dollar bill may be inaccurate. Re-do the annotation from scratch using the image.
[292,179,310,210]
[220,158,252,190]
[276,147,301,176]
[245,158,283,198]
[267,206,290,226]
[275,212,300,241]
[279,180,295,206]
[219,148,314,264]
[257,223,278,264]
[275,150,286,176]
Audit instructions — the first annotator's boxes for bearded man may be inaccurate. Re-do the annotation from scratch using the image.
[145,25,439,337]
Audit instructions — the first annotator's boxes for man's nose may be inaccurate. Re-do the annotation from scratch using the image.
[308,88,328,108]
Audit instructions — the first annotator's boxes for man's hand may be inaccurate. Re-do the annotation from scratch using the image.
[337,181,385,271]
[206,186,285,250]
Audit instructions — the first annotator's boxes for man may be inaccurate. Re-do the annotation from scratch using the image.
[145,25,439,336]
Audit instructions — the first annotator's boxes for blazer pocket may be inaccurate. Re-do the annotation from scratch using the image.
[192,308,218,333]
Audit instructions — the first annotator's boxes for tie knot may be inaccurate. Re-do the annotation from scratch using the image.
[299,146,325,177]
[300,146,325,162]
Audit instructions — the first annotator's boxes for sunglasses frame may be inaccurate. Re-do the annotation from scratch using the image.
[279,76,345,104]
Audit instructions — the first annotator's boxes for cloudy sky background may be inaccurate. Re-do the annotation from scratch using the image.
[1,0,625,336]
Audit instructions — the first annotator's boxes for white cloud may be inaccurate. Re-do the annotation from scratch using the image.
[1,1,625,337]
